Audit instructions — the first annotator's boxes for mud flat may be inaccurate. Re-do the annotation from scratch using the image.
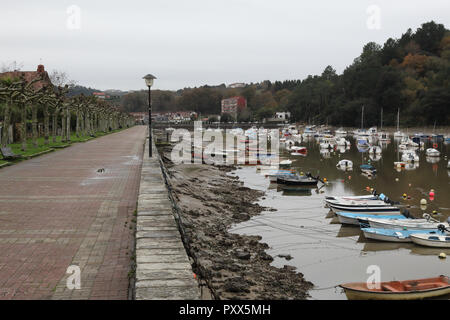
[159,148,313,300]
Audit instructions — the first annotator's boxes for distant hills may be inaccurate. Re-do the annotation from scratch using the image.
[69,21,450,126]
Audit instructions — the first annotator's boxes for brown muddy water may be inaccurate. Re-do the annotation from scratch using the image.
[229,136,450,300]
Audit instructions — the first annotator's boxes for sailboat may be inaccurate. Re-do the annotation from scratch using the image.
[378,108,390,141]
[394,108,405,138]
[353,106,369,136]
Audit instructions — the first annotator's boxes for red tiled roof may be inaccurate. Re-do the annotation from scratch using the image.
[0,64,53,91]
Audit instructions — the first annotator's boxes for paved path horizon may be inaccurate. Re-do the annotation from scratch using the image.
[0,126,147,299]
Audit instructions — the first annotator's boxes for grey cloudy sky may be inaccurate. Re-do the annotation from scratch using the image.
[1,0,449,91]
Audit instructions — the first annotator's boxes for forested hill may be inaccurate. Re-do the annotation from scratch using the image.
[118,21,449,126]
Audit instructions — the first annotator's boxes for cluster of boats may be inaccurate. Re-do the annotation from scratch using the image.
[325,193,450,247]
[326,192,450,300]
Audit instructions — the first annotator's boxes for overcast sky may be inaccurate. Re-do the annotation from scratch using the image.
[1,0,449,91]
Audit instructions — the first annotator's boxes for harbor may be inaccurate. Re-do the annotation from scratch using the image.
[158,124,450,300]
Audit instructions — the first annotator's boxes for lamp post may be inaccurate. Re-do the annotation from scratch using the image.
[143,74,156,157]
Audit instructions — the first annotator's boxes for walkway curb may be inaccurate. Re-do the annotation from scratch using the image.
[134,137,200,300]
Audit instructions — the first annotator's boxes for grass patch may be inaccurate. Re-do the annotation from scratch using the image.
[0,128,127,161]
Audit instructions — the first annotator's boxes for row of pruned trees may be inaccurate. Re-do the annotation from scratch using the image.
[0,74,135,151]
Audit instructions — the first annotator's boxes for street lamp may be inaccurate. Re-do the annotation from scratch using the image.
[143,74,156,157]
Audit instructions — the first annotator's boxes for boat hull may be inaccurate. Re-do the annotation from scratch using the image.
[362,230,411,242]
[341,276,450,300]
[410,235,450,248]
[329,204,400,213]
[342,286,450,300]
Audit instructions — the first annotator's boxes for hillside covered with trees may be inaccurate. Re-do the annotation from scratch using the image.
[114,21,450,126]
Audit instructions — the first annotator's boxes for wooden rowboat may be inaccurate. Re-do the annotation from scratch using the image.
[340,275,450,300]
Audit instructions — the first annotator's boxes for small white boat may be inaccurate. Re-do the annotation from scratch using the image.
[324,194,379,204]
[401,151,419,163]
[328,201,400,214]
[378,132,390,141]
[279,160,292,169]
[365,216,449,230]
[426,148,440,157]
[335,128,347,136]
[368,127,378,136]
[336,212,406,226]
[410,234,450,248]
[336,137,351,147]
[368,146,382,154]
[336,160,353,171]
[362,228,446,243]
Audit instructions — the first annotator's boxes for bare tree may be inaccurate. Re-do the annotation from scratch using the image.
[1,61,24,72]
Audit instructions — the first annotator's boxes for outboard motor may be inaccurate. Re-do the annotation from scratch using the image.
[438,224,448,233]
[402,209,411,219]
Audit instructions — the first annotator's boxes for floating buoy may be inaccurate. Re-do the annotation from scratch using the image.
[407,196,411,200]
[193,273,197,279]
[429,189,435,197]
[403,193,407,199]
[323,178,327,182]
[420,199,427,205]
[348,176,352,180]
[395,178,399,182]
[439,253,446,259]
[408,183,412,187]
[366,186,371,191]
[432,210,438,215]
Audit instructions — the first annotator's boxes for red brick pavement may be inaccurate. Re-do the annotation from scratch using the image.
[0,126,147,299]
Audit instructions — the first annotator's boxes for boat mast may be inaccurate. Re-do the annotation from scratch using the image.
[381,108,383,131]
[361,106,364,130]
[397,108,400,131]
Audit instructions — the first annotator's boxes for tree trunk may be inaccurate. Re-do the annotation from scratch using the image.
[1,101,11,148]
[66,107,71,142]
[52,110,58,143]
[61,109,66,143]
[21,104,27,151]
[44,105,50,145]
[32,105,38,148]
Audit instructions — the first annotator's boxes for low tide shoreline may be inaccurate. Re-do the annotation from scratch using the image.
[158,146,313,300]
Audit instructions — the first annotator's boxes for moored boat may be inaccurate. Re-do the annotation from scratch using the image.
[410,233,450,248]
[340,275,450,300]
[336,212,406,226]
[364,216,450,230]
[426,148,440,157]
[277,174,319,186]
[336,160,353,171]
[362,228,446,243]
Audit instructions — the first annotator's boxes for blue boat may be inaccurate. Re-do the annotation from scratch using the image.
[362,228,445,243]
[336,212,406,225]
[360,164,377,174]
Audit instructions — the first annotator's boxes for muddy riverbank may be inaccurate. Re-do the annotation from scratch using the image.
[158,146,313,300]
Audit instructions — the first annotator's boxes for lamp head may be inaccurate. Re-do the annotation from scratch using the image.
[143,74,157,87]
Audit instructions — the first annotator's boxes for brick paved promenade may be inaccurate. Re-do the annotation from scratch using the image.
[0,126,146,299]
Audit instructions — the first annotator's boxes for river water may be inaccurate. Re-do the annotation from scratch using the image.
[229,135,450,300]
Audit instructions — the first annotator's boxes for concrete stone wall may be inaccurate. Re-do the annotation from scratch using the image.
[134,137,200,300]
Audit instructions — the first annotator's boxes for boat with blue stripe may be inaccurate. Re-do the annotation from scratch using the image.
[336,212,407,226]
[362,228,446,243]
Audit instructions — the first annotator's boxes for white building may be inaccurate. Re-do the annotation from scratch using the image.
[275,112,291,121]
